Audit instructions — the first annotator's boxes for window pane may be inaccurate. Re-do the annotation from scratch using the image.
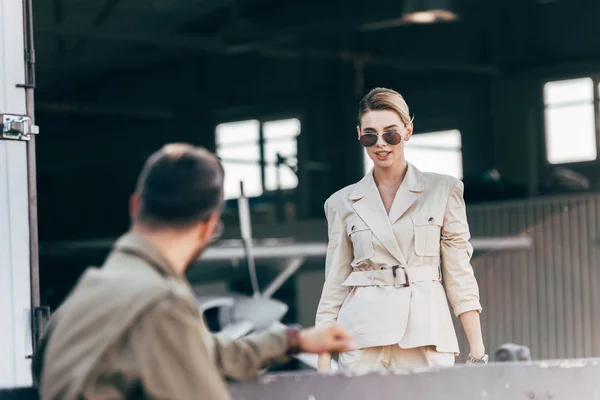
[216,120,259,146]
[407,130,461,150]
[263,118,300,140]
[265,165,298,191]
[264,140,297,163]
[263,118,298,191]
[221,161,262,200]
[544,78,593,105]
[405,148,463,179]
[217,144,260,162]
[363,130,463,179]
[545,104,596,164]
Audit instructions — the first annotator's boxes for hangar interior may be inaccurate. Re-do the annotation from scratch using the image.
[28,0,600,365]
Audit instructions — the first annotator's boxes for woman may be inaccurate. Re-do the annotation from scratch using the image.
[315,87,486,372]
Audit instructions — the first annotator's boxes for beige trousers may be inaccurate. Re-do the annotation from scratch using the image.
[338,345,455,372]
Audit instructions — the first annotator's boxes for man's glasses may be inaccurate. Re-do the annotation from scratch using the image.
[358,130,402,147]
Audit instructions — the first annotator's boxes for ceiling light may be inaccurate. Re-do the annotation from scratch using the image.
[402,0,458,24]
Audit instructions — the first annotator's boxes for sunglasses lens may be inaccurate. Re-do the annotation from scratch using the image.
[359,134,378,147]
[383,131,402,145]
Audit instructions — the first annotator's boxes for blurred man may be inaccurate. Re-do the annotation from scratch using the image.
[32,144,354,400]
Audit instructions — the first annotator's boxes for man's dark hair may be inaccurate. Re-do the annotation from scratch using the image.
[134,143,224,229]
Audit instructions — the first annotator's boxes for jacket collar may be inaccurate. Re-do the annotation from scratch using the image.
[348,162,424,265]
[349,162,424,201]
[112,231,179,278]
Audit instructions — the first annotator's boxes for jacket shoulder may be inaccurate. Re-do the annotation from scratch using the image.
[62,254,195,321]
[324,184,355,211]
[422,172,461,189]
[112,256,196,306]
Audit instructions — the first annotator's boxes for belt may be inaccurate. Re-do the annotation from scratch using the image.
[341,266,440,287]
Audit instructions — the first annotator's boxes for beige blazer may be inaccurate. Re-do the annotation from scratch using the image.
[315,163,482,354]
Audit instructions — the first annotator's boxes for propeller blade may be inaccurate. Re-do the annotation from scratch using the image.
[232,297,288,331]
[216,320,254,340]
[238,181,261,298]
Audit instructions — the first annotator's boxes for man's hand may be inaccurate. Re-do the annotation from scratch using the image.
[298,323,355,354]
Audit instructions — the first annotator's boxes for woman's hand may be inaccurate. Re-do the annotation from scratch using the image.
[465,346,487,364]
[459,310,486,363]
[317,352,333,372]
[468,345,486,361]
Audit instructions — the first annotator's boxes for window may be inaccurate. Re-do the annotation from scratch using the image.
[543,77,598,164]
[363,129,463,179]
[216,118,300,200]
[263,119,300,191]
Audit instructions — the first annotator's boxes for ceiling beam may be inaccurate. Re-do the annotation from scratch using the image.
[36,25,500,76]
[257,48,499,76]
[36,101,174,119]
[70,0,125,56]
[36,25,225,53]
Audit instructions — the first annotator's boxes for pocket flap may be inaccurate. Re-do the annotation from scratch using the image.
[346,219,370,236]
[411,211,443,226]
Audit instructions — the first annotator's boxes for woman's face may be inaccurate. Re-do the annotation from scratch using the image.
[358,110,412,170]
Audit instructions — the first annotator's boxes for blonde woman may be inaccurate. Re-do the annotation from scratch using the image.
[315,87,486,372]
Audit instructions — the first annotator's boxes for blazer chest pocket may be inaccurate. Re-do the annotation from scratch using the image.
[346,219,374,266]
[411,212,443,257]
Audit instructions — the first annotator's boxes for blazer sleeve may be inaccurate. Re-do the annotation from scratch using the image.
[440,180,483,317]
[315,198,353,326]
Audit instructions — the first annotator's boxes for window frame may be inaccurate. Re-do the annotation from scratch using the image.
[215,114,301,198]
[541,75,600,166]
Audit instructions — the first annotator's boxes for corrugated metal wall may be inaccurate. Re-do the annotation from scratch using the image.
[454,193,600,361]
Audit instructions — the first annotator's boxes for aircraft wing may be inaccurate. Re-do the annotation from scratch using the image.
[197,236,532,263]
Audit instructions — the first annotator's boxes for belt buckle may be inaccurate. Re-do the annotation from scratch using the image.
[392,265,409,288]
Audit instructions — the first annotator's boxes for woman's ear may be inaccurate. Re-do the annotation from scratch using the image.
[356,125,361,139]
[404,122,413,141]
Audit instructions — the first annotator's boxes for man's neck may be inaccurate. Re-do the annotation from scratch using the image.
[131,224,195,276]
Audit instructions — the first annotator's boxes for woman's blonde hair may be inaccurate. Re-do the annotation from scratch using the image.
[358,87,413,126]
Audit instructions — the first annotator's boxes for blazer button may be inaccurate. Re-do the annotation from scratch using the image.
[351,225,355,231]
[428,217,434,223]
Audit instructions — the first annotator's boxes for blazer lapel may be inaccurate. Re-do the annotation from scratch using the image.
[350,170,406,265]
[388,163,425,224]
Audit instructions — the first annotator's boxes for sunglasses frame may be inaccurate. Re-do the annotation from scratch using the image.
[358,130,403,147]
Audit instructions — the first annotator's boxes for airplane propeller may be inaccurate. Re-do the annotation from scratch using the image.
[195,181,338,371]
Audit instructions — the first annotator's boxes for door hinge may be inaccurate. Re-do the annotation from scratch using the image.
[26,306,51,358]
[1,115,39,141]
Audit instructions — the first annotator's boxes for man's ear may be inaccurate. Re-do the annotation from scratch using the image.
[129,193,140,220]
[199,212,220,244]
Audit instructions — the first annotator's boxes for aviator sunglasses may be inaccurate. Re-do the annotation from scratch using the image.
[358,130,403,147]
